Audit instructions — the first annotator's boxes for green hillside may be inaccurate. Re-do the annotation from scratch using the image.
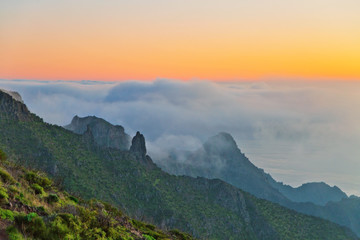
[0,90,358,239]
[0,150,193,240]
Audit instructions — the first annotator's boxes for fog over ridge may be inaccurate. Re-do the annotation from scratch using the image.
[0,79,359,196]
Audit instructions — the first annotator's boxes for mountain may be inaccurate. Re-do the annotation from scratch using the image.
[0,88,23,103]
[0,89,358,239]
[269,181,347,206]
[0,150,194,240]
[60,110,360,237]
[159,132,289,204]
[154,132,360,236]
[159,132,347,206]
[0,89,33,121]
[64,115,131,151]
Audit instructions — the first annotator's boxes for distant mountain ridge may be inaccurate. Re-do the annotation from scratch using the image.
[61,114,360,237]
[161,132,289,204]
[269,181,347,206]
[0,88,358,239]
[156,132,348,206]
[155,132,360,236]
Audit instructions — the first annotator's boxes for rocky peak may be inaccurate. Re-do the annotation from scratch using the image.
[0,89,32,121]
[0,89,24,103]
[129,131,157,169]
[66,115,109,134]
[130,131,147,158]
[203,132,240,155]
[65,115,130,150]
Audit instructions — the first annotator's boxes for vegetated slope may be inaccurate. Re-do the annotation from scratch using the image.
[0,150,194,240]
[0,90,358,240]
[154,132,360,236]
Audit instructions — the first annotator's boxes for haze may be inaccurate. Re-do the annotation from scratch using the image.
[0,79,359,196]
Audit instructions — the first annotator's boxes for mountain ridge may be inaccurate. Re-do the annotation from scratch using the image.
[153,131,359,236]
[269,181,347,206]
[61,114,359,236]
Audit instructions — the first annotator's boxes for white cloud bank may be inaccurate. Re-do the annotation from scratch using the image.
[1,79,359,196]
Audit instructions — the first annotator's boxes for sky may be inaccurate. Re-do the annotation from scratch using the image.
[1,0,360,80]
[0,79,359,196]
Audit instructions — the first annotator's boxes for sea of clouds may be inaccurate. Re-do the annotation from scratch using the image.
[1,79,359,196]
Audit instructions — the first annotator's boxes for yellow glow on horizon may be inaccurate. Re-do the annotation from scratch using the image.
[1,1,359,81]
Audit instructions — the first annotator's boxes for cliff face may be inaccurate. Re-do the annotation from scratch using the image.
[64,115,131,151]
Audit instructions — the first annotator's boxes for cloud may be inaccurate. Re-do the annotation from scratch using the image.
[146,134,203,163]
[0,79,359,196]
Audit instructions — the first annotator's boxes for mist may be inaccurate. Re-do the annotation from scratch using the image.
[1,79,359,196]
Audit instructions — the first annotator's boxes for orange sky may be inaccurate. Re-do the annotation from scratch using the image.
[1,0,360,81]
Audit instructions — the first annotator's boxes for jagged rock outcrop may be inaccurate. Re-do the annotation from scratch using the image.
[130,131,147,158]
[0,89,32,121]
[0,88,24,103]
[65,115,131,150]
[130,131,156,169]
